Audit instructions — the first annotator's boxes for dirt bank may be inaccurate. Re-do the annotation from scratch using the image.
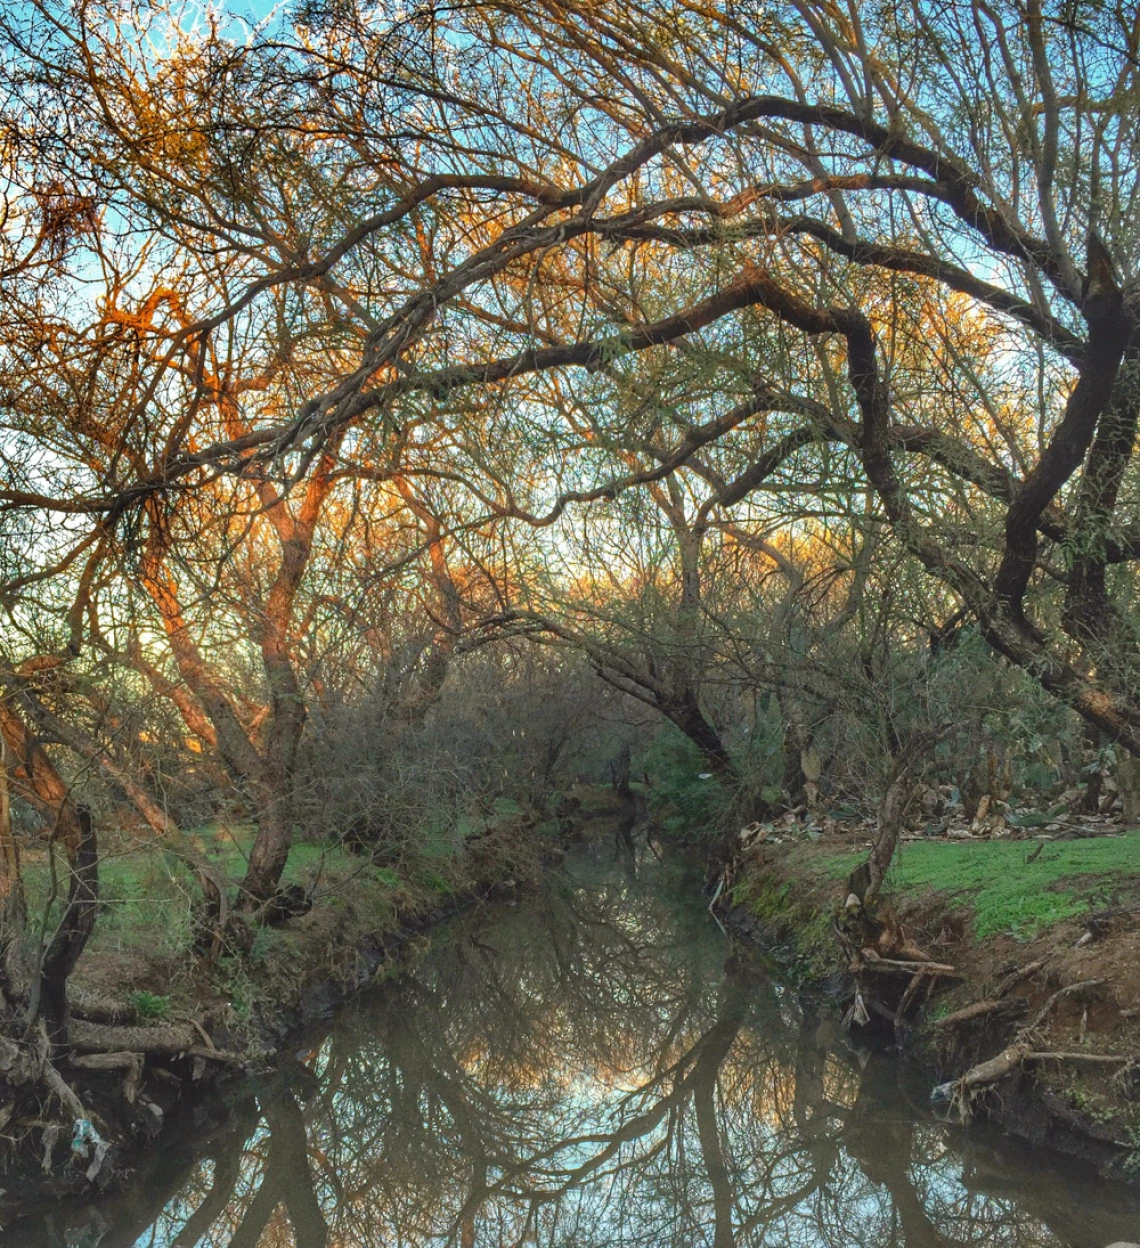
[720,823,1140,1183]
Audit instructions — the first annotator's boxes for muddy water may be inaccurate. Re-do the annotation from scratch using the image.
[7,848,1140,1247]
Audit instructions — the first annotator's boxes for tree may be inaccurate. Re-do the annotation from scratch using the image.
[5,0,1140,854]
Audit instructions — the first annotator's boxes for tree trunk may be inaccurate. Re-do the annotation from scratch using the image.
[0,702,100,1048]
[865,728,944,902]
[0,739,28,1004]
[36,804,98,1053]
[666,688,737,782]
[240,792,293,910]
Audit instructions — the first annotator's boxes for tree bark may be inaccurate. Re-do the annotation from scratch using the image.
[0,737,28,1004]
[866,728,944,902]
[37,805,98,1053]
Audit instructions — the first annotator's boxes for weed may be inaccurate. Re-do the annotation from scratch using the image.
[1121,1126,1140,1175]
[419,867,454,895]
[1068,1085,1119,1127]
[128,990,172,1022]
[732,874,834,977]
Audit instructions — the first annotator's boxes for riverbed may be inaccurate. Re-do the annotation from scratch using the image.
[9,846,1140,1246]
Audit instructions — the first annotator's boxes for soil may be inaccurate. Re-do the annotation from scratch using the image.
[720,826,1140,1184]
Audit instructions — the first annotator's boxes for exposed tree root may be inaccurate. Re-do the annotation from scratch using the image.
[991,958,1048,998]
[40,1055,89,1122]
[932,1041,1033,1114]
[0,1006,245,1191]
[931,978,1114,1119]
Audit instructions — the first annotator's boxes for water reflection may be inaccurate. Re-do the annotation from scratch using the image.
[11,851,1140,1247]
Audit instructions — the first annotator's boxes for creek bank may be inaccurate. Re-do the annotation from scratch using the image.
[718,827,1140,1184]
[0,799,596,1224]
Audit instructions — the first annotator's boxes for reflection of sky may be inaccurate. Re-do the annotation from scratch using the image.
[101,854,1116,1248]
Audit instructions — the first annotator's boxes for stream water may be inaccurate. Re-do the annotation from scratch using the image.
[7,847,1140,1247]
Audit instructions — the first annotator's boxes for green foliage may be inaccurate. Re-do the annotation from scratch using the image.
[418,866,455,895]
[248,925,299,965]
[1067,1086,1118,1127]
[1122,1126,1140,1175]
[22,841,199,961]
[636,730,730,839]
[128,990,172,1021]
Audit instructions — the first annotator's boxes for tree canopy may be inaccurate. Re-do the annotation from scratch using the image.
[2,0,1140,1038]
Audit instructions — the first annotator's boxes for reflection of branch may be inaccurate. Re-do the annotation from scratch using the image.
[227,1080,329,1248]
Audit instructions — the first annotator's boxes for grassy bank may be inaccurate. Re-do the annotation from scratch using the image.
[1,792,590,1213]
[726,825,1140,1179]
[16,795,553,1026]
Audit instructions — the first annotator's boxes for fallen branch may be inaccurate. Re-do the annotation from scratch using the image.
[1025,1051,1134,1065]
[860,956,961,977]
[932,997,1026,1030]
[68,1018,246,1064]
[67,988,138,1025]
[71,1019,200,1055]
[70,1050,145,1103]
[69,1051,142,1072]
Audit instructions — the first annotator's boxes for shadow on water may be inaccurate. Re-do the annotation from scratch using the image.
[9,846,1140,1247]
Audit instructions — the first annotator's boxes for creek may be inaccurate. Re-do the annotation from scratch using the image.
[7,846,1140,1247]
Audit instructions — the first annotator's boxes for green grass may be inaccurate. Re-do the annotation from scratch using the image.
[21,841,198,959]
[816,830,1140,939]
[18,823,402,964]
